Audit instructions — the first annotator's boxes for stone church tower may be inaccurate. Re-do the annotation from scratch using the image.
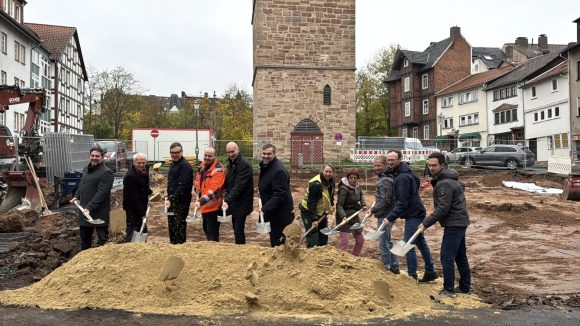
[252,0,356,163]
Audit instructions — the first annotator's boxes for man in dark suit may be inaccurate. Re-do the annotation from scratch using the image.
[223,142,254,244]
[258,144,294,247]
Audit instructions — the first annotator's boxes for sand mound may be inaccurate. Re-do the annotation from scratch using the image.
[0,242,483,321]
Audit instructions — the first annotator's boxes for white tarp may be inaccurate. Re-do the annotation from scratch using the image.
[502,181,563,194]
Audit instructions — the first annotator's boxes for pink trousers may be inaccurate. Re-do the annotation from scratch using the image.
[339,231,365,256]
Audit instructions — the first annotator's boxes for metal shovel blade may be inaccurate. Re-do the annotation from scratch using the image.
[186,206,201,223]
[390,229,421,257]
[131,230,148,243]
[159,256,185,281]
[256,212,270,234]
[363,229,385,240]
[217,207,232,223]
[320,226,338,236]
[350,217,369,230]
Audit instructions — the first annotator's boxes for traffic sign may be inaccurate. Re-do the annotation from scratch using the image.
[334,132,343,141]
[150,129,159,138]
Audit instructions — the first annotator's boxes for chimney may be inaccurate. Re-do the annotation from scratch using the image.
[515,37,528,48]
[450,26,461,39]
[575,17,580,43]
[204,92,208,98]
[538,34,548,50]
[181,91,186,98]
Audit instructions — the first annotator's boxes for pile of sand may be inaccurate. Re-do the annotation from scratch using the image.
[0,242,484,322]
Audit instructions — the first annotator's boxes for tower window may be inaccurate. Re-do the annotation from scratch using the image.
[323,84,331,105]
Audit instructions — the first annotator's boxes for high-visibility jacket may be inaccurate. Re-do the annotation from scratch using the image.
[195,159,225,213]
[300,174,332,217]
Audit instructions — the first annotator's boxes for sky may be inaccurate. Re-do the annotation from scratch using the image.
[25,0,578,97]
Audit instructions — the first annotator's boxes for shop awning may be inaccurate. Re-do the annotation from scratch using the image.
[434,135,449,144]
[458,132,481,140]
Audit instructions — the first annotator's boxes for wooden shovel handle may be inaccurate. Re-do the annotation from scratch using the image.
[335,208,364,229]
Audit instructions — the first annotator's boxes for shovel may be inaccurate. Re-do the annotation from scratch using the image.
[390,229,421,257]
[350,202,376,230]
[186,205,202,223]
[218,205,232,223]
[299,214,327,244]
[256,196,271,234]
[363,218,389,240]
[72,199,106,225]
[320,209,363,236]
[131,205,151,243]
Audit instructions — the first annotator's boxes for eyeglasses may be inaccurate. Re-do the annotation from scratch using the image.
[170,151,182,155]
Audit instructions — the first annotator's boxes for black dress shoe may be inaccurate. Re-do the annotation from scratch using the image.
[418,271,438,283]
[389,267,400,274]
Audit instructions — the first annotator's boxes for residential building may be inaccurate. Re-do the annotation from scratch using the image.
[435,65,514,150]
[25,23,88,134]
[484,52,562,146]
[567,17,580,161]
[502,34,567,64]
[522,60,569,161]
[471,47,507,74]
[252,0,356,163]
[385,27,471,141]
[1,1,52,135]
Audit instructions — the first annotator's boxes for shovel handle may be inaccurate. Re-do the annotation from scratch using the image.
[72,200,95,222]
[331,208,363,231]
[407,229,422,245]
[301,214,328,243]
[138,205,151,235]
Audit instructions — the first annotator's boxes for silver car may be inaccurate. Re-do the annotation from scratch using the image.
[459,145,535,169]
[445,147,482,163]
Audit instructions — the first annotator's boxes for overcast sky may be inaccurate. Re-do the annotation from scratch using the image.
[25,0,578,97]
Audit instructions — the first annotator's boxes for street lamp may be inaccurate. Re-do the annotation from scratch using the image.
[194,99,200,162]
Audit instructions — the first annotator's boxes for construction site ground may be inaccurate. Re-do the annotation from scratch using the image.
[0,167,579,325]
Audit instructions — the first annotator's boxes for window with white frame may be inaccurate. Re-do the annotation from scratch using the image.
[493,85,517,101]
[442,96,453,108]
[494,108,518,125]
[1,33,7,54]
[404,101,410,117]
[422,74,428,89]
[577,97,580,117]
[552,79,558,91]
[14,5,20,23]
[423,125,430,139]
[412,127,418,139]
[444,118,453,129]
[403,58,409,67]
[553,133,569,149]
[0,111,5,125]
[402,128,408,137]
[404,77,410,92]
[459,90,478,104]
[422,99,429,114]
[0,70,6,84]
[531,86,536,98]
[459,113,479,126]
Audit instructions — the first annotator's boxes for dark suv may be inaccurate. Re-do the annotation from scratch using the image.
[459,144,535,169]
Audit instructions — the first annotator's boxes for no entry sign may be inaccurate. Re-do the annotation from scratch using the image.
[150,129,159,138]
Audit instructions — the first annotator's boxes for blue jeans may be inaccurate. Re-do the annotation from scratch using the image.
[378,217,399,269]
[441,226,471,292]
[404,217,435,278]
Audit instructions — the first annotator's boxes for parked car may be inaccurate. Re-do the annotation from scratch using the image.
[96,140,127,172]
[459,145,535,169]
[445,147,482,162]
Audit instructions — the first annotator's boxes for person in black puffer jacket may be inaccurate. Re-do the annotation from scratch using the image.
[335,169,366,256]
[419,152,471,298]
[123,153,152,242]
[72,146,114,250]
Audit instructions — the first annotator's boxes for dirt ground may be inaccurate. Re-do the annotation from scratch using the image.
[0,167,579,323]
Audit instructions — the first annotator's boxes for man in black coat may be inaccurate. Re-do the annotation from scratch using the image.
[165,142,193,244]
[123,153,152,242]
[258,144,294,247]
[72,146,114,250]
[222,142,254,244]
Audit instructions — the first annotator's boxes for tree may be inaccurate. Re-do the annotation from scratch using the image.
[86,67,142,139]
[356,45,399,137]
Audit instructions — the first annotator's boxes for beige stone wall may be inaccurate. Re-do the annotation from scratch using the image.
[252,0,356,161]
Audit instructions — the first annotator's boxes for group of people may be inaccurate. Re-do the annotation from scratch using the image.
[72,144,470,298]
[298,150,471,298]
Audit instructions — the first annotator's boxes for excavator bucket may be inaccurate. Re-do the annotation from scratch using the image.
[0,171,41,214]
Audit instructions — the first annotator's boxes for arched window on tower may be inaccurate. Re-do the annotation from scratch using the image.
[323,84,331,105]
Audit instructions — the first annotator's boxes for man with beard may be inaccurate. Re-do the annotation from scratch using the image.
[258,144,294,247]
[71,146,114,250]
[165,142,193,244]
[222,142,253,244]
[123,153,152,242]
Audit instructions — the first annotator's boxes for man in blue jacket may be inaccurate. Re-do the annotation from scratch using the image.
[419,152,471,298]
[385,150,437,282]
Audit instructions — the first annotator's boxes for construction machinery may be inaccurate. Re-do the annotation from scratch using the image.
[0,85,47,213]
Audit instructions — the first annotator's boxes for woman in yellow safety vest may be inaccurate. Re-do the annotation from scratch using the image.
[299,164,335,248]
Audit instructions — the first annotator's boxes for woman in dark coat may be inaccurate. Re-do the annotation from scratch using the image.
[335,169,366,256]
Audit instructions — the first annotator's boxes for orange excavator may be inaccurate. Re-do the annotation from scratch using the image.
[0,85,47,213]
